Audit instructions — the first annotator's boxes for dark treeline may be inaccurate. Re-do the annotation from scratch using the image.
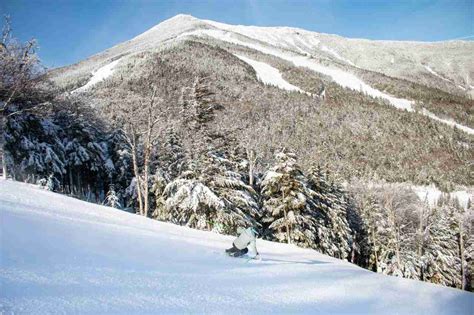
[1,19,472,292]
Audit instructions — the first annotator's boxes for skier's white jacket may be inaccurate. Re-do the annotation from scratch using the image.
[233,227,258,255]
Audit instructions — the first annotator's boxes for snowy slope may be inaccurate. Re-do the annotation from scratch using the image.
[1,180,472,314]
[234,54,309,94]
[72,58,121,93]
[412,184,472,209]
[201,17,473,91]
[178,28,474,135]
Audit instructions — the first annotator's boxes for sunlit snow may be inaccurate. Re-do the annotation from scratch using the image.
[1,179,471,314]
[234,54,309,94]
[423,65,453,83]
[72,59,121,93]
[412,184,472,209]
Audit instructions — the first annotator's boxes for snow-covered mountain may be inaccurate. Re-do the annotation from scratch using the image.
[56,14,474,93]
[47,14,473,188]
[1,179,472,314]
[52,14,473,132]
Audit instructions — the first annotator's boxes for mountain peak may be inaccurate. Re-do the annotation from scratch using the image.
[165,14,199,22]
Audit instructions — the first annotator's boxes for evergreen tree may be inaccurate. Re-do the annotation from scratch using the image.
[158,128,186,180]
[104,184,122,209]
[307,166,351,259]
[157,148,259,234]
[424,205,462,287]
[358,195,385,272]
[261,150,317,246]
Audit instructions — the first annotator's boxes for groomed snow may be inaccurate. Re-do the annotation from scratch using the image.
[1,179,472,314]
[234,54,309,94]
[72,59,121,93]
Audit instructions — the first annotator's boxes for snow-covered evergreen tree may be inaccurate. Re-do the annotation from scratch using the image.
[261,150,317,246]
[307,166,351,259]
[358,195,385,272]
[104,184,122,208]
[158,128,186,180]
[157,148,259,233]
[4,113,65,182]
[424,205,462,287]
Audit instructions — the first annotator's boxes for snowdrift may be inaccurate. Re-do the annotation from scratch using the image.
[0,180,472,314]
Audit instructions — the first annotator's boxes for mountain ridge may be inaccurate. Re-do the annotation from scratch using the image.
[53,15,474,99]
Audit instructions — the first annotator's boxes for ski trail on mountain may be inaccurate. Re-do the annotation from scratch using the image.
[178,29,474,135]
[234,54,310,95]
[72,59,121,93]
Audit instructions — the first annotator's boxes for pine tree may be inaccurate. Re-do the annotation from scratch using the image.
[358,195,385,272]
[307,166,351,259]
[424,205,462,287]
[157,148,260,234]
[159,128,186,180]
[261,150,317,246]
[204,149,260,233]
[104,184,121,209]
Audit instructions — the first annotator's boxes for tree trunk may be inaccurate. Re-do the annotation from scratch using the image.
[372,229,379,272]
[418,208,425,281]
[247,149,255,186]
[143,154,149,217]
[1,116,7,180]
[131,143,144,215]
[351,231,357,264]
[69,168,74,195]
[283,191,291,244]
[459,218,465,290]
[2,149,7,180]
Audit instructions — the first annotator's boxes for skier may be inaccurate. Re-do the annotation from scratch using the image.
[226,227,260,259]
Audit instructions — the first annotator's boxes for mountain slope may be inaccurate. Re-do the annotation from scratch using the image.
[53,14,474,94]
[1,179,472,314]
[51,14,473,131]
[45,15,473,187]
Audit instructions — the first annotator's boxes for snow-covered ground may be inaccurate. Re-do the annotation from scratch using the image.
[234,54,309,94]
[320,45,355,66]
[1,180,472,314]
[412,184,472,209]
[72,59,121,93]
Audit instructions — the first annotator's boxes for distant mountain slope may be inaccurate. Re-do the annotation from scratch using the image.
[1,179,472,314]
[50,15,473,129]
[46,15,473,187]
[52,14,474,95]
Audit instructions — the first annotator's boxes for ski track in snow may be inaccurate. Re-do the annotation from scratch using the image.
[178,29,474,135]
[234,54,310,94]
[0,179,472,314]
[72,59,121,93]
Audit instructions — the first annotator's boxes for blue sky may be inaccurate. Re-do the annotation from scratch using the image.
[1,0,472,68]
